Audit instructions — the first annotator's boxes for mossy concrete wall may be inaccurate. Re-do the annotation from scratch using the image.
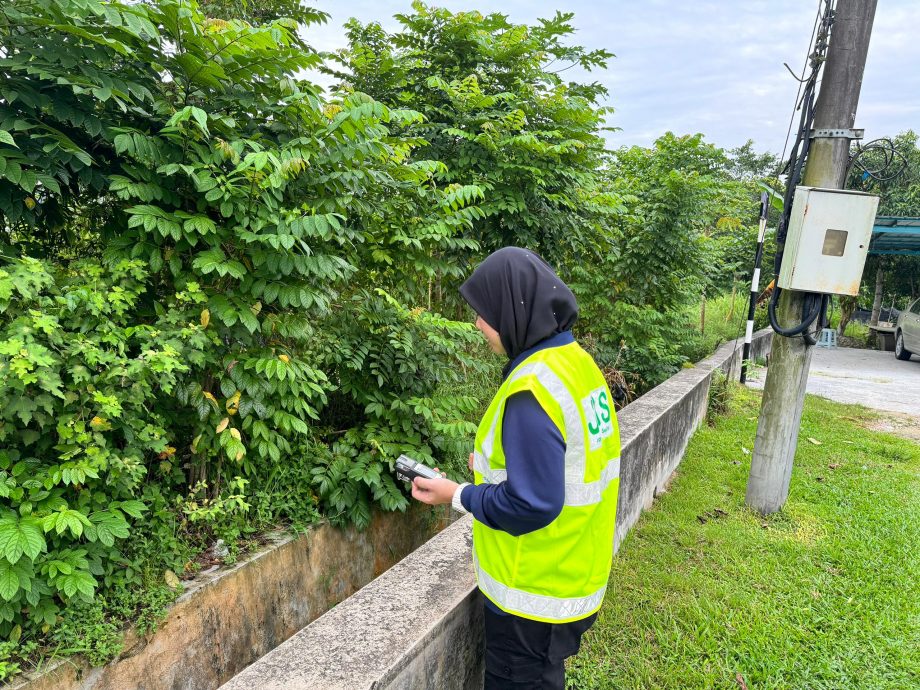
[12,503,450,690]
[220,330,773,690]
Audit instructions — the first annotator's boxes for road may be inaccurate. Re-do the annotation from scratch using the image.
[745,346,920,417]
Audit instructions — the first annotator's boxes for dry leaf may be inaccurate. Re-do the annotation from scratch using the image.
[278,354,290,363]
[807,437,822,445]
[828,463,841,470]
[216,417,230,433]
[226,391,241,415]
[164,570,181,589]
[200,309,210,328]
[90,416,110,430]
[842,440,855,445]
[736,672,749,690]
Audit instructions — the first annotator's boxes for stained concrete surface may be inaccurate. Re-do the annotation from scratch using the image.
[218,516,483,690]
[746,346,920,417]
[16,504,451,690]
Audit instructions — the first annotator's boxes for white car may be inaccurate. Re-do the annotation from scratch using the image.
[895,298,920,361]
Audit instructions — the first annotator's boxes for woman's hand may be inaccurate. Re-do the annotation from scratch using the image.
[469,452,474,472]
[411,469,459,506]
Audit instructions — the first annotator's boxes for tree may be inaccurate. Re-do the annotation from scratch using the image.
[845,131,920,312]
[0,0,493,649]
[571,133,754,388]
[726,139,782,181]
[328,3,624,271]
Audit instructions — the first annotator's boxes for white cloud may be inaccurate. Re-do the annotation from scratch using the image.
[302,0,920,152]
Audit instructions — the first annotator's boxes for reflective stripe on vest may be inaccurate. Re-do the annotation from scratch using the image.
[473,550,607,621]
[473,360,620,506]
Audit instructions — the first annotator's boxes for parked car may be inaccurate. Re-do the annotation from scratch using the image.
[894,298,920,361]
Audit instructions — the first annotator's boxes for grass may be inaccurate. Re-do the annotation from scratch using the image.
[567,386,920,690]
[840,319,872,347]
[678,292,770,366]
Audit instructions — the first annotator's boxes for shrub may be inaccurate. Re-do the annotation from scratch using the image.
[0,257,210,639]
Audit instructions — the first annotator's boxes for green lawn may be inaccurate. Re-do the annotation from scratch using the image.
[568,387,920,690]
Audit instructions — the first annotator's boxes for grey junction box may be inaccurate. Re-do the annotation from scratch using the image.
[777,186,879,296]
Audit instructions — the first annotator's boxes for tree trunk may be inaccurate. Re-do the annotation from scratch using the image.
[727,275,737,321]
[870,265,884,325]
[700,291,706,333]
[838,295,857,336]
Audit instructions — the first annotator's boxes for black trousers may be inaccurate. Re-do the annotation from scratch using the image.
[483,604,597,690]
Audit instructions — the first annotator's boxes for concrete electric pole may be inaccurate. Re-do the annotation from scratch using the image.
[746,0,878,514]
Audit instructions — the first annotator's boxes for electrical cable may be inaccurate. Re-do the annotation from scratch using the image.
[845,138,909,189]
[767,0,836,345]
[778,3,823,169]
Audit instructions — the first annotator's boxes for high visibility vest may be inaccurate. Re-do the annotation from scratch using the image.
[472,341,620,623]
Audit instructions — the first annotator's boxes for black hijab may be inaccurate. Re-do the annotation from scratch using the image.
[459,247,578,361]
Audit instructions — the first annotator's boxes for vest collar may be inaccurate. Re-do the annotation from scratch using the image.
[503,330,575,380]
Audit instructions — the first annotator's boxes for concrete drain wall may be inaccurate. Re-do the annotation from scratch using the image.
[220,330,773,690]
[13,503,451,690]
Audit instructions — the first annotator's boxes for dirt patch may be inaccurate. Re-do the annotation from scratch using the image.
[864,411,920,443]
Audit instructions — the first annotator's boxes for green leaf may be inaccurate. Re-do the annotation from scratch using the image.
[192,248,228,275]
[117,500,147,519]
[0,561,20,601]
[56,569,97,599]
[0,130,16,147]
[189,107,209,135]
[0,517,46,564]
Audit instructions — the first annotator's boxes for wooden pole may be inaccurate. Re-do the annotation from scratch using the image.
[746,0,878,514]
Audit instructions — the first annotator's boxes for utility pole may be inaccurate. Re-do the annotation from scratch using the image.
[746,0,878,514]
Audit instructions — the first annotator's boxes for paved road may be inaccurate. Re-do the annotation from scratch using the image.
[746,346,920,417]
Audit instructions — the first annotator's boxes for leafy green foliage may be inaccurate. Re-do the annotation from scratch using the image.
[571,133,758,389]
[0,0,491,670]
[309,290,484,528]
[0,258,209,639]
[330,3,625,267]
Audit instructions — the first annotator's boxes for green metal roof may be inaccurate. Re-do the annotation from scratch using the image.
[869,216,920,256]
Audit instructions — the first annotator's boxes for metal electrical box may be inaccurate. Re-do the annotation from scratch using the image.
[777,186,879,296]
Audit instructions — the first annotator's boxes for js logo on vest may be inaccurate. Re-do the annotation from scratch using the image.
[581,387,613,450]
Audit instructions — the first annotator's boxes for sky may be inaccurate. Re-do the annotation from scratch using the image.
[301,0,920,156]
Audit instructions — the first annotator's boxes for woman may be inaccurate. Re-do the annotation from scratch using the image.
[412,246,621,689]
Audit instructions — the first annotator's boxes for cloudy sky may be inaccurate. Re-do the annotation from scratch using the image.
[302,0,920,155]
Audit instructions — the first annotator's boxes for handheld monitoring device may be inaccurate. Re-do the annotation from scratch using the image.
[395,455,442,483]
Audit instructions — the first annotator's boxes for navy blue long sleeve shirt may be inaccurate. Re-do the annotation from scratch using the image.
[459,331,572,536]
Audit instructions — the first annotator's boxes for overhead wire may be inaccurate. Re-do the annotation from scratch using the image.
[767,0,837,346]
[732,1,831,362]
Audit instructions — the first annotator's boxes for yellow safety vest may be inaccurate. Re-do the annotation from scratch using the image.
[472,341,620,623]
